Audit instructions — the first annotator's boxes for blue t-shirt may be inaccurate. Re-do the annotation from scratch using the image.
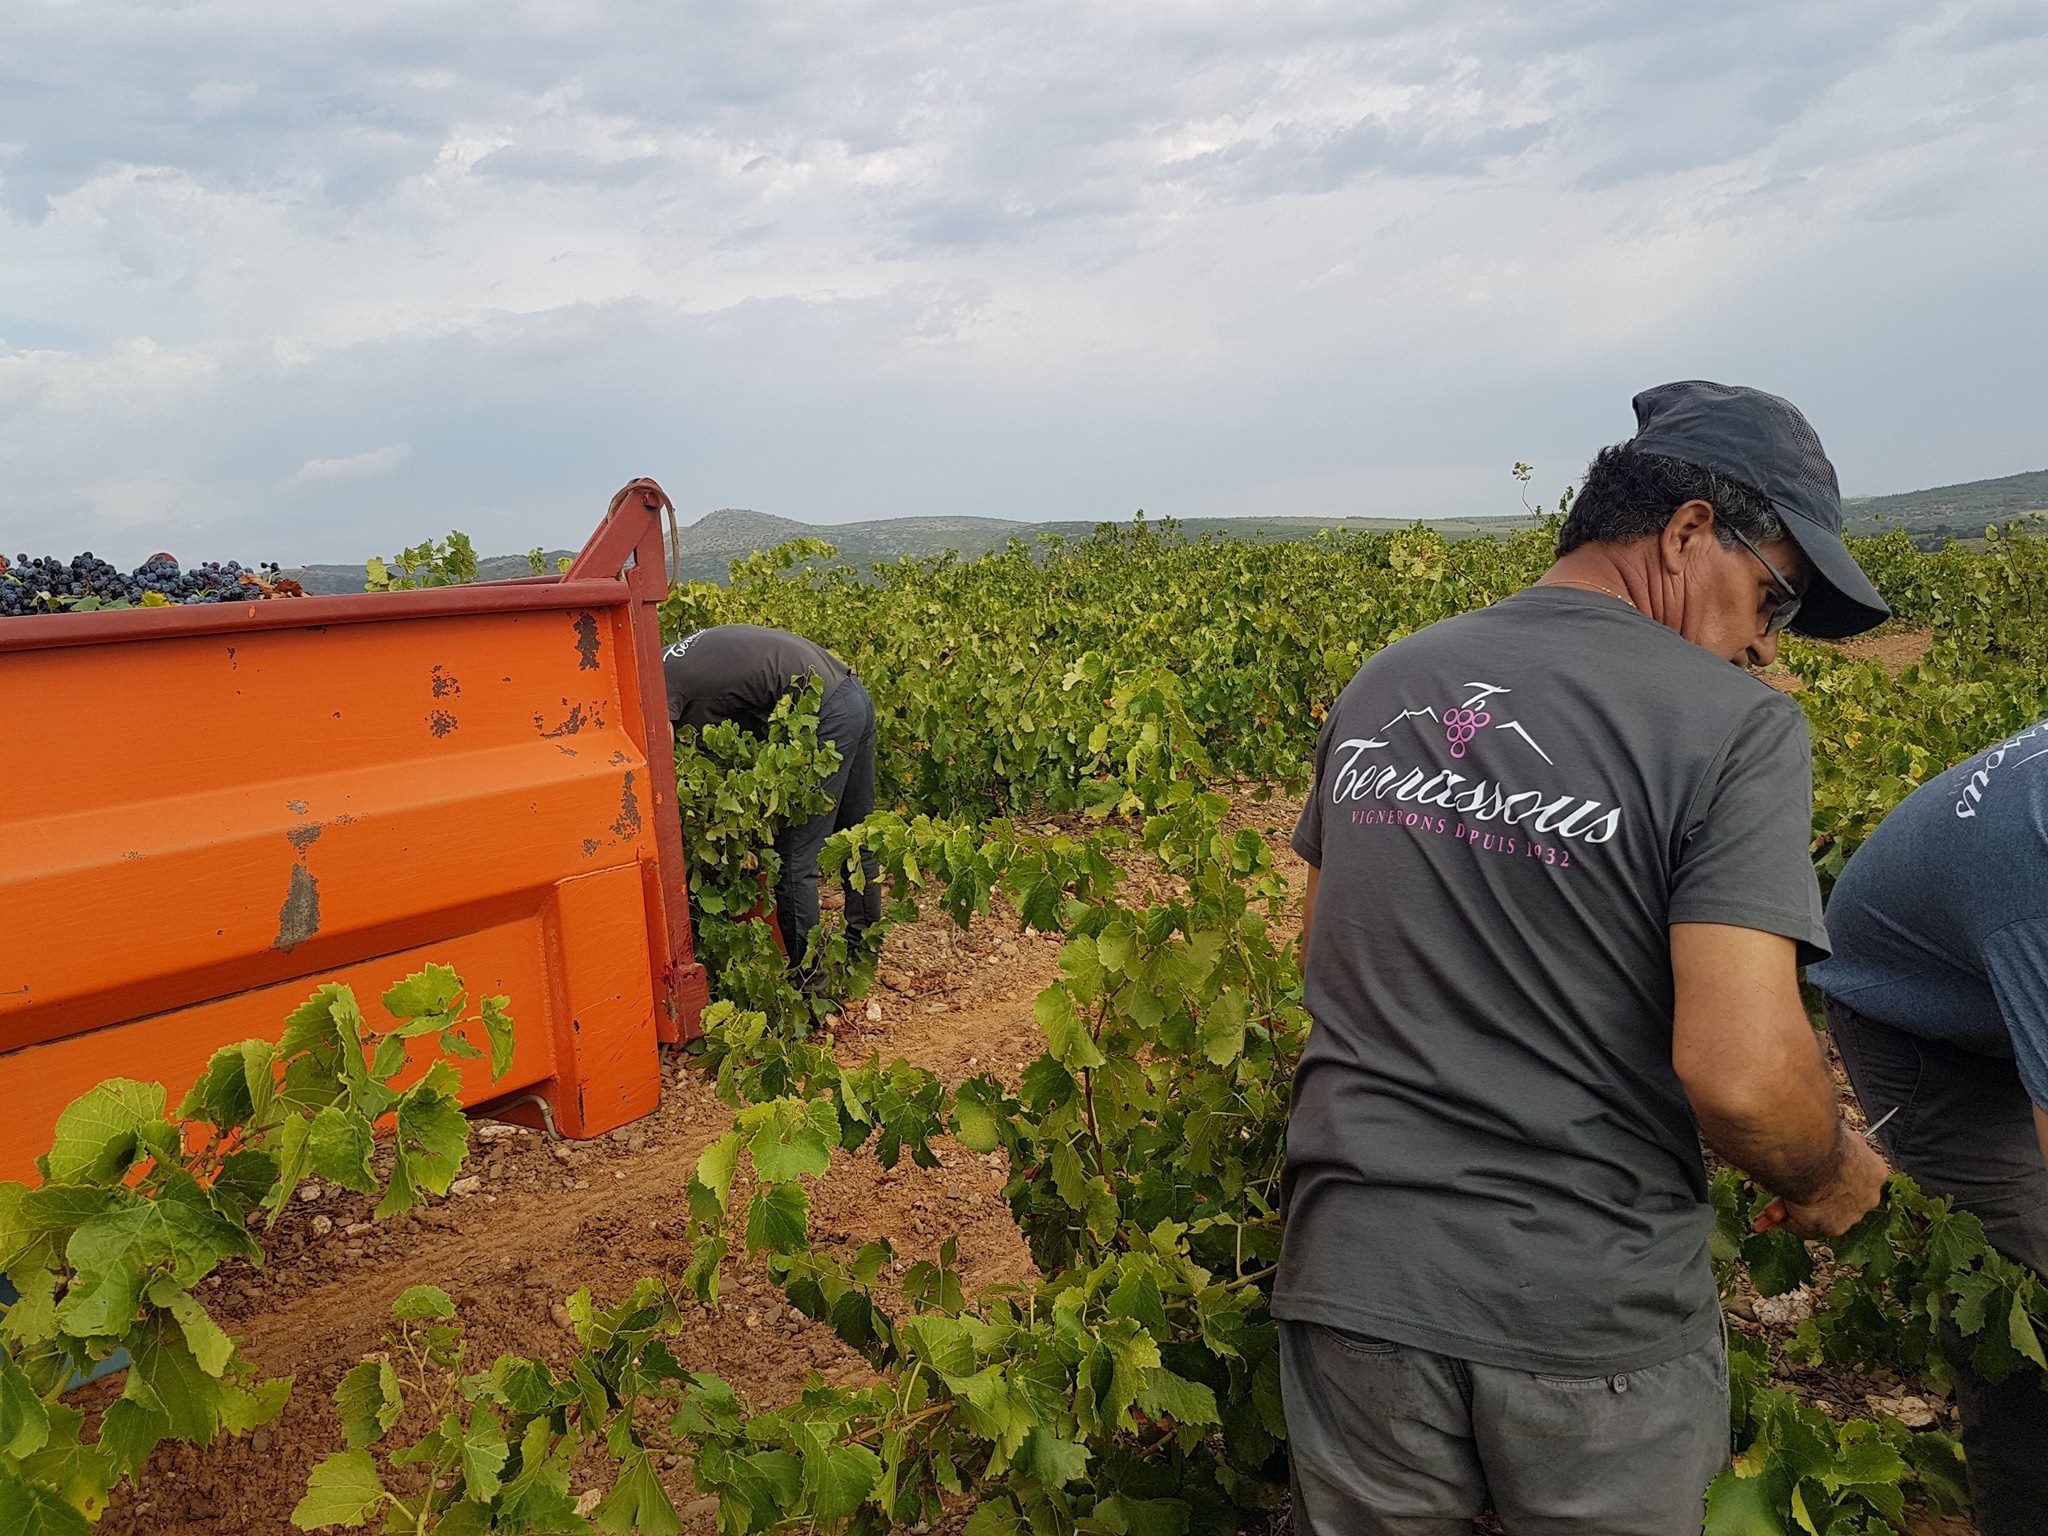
[1811,718,2048,1106]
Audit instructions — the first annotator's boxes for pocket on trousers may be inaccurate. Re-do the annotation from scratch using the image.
[1530,1371,1624,1392]
[1322,1325,1400,1358]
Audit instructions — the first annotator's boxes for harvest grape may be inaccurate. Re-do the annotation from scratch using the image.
[0,550,292,616]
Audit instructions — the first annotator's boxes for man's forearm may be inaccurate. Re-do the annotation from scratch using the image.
[1698,1101,1854,1206]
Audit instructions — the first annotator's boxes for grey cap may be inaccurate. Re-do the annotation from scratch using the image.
[1629,380,1889,639]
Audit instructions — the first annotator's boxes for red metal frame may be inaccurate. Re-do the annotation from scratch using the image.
[566,478,709,1038]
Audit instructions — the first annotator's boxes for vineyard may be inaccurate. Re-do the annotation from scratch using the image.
[5,511,2048,1534]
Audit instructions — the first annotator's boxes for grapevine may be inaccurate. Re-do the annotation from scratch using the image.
[0,966,512,1528]
[10,511,2046,1533]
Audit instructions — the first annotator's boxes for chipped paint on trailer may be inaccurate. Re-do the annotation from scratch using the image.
[610,771,641,839]
[535,702,590,738]
[273,865,321,951]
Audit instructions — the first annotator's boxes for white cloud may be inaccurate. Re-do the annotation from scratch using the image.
[189,80,256,115]
[293,443,411,483]
[0,0,2040,563]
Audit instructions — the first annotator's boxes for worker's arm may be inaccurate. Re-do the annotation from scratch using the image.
[1671,923,1888,1237]
[1301,865,1319,954]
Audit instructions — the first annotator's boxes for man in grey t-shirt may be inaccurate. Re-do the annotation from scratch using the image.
[1279,383,1891,1534]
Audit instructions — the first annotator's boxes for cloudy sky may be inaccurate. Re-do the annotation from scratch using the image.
[2,1,2043,565]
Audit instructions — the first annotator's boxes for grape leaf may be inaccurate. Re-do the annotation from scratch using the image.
[43,1081,166,1185]
[335,1361,403,1448]
[381,965,464,1026]
[744,1183,809,1255]
[1035,990,1106,1072]
[799,1430,881,1519]
[595,1448,681,1536]
[0,1353,51,1458]
[306,1106,375,1195]
[0,1473,92,1536]
[1703,1470,1785,1536]
[1135,1366,1219,1429]
[480,995,515,1079]
[291,1449,388,1529]
[459,1404,508,1501]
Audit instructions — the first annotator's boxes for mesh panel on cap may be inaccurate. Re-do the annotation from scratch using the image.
[1760,390,1840,498]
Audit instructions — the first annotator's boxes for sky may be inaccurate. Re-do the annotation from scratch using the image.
[2,0,2044,566]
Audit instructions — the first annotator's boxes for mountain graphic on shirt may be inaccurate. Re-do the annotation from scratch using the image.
[1379,684,1554,767]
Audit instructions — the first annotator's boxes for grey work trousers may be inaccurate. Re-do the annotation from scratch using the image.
[773,676,882,965]
[1827,998,2048,1536]
[1279,1318,1728,1534]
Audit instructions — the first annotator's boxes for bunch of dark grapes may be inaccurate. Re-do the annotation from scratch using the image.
[0,552,286,619]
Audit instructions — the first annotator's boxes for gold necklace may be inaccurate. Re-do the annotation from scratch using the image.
[1545,577,1632,605]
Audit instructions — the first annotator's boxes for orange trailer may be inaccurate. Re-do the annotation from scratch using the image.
[0,479,708,1184]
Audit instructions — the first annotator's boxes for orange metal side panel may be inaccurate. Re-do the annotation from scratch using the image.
[0,568,680,1183]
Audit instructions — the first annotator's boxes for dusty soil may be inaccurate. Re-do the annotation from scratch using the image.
[1833,626,1937,673]
[1764,625,1936,693]
[91,800,1976,1534]
[95,897,1074,1535]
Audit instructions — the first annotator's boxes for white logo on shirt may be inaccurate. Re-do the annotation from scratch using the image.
[1332,681,1620,845]
[1955,722,2048,821]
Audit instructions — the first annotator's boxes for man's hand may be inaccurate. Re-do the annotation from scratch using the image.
[1672,923,1886,1234]
[1750,1131,1889,1236]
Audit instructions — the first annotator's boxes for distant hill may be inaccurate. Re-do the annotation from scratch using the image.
[666,507,1527,580]
[285,550,578,596]
[1844,467,2048,539]
[282,510,1527,592]
[278,466,2047,592]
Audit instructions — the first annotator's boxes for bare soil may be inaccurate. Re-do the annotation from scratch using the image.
[90,801,1976,1534]
[1834,627,1937,673]
[1764,625,1936,693]
[95,900,1076,1534]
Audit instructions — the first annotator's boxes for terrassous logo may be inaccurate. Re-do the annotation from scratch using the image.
[1328,682,1622,848]
[1954,720,2048,821]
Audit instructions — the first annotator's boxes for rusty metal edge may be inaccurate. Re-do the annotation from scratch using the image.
[0,576,632,656]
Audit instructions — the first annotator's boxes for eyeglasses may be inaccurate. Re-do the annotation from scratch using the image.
[1724,524,1803,637]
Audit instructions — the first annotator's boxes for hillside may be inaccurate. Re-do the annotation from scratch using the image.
[277,465,2046,592]
[672,507,1527,577]
[1844,466,2048,539]
[282,510,1528,592]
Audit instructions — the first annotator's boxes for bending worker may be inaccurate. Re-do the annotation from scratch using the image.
[1279,381,1891,1533]
[663,623,883,965]
[1809,718,2048,1535]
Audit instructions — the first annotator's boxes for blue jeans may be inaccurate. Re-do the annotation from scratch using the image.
[773,676,881,965]
[1827,997,2048,1536]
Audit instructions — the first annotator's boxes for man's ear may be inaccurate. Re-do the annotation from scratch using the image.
[1658,498,1718,574]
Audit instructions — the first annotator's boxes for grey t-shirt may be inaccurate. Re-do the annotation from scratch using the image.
[1810,718,2048,1105]
[1277,585,1828,1376]
[663,624,850,734]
